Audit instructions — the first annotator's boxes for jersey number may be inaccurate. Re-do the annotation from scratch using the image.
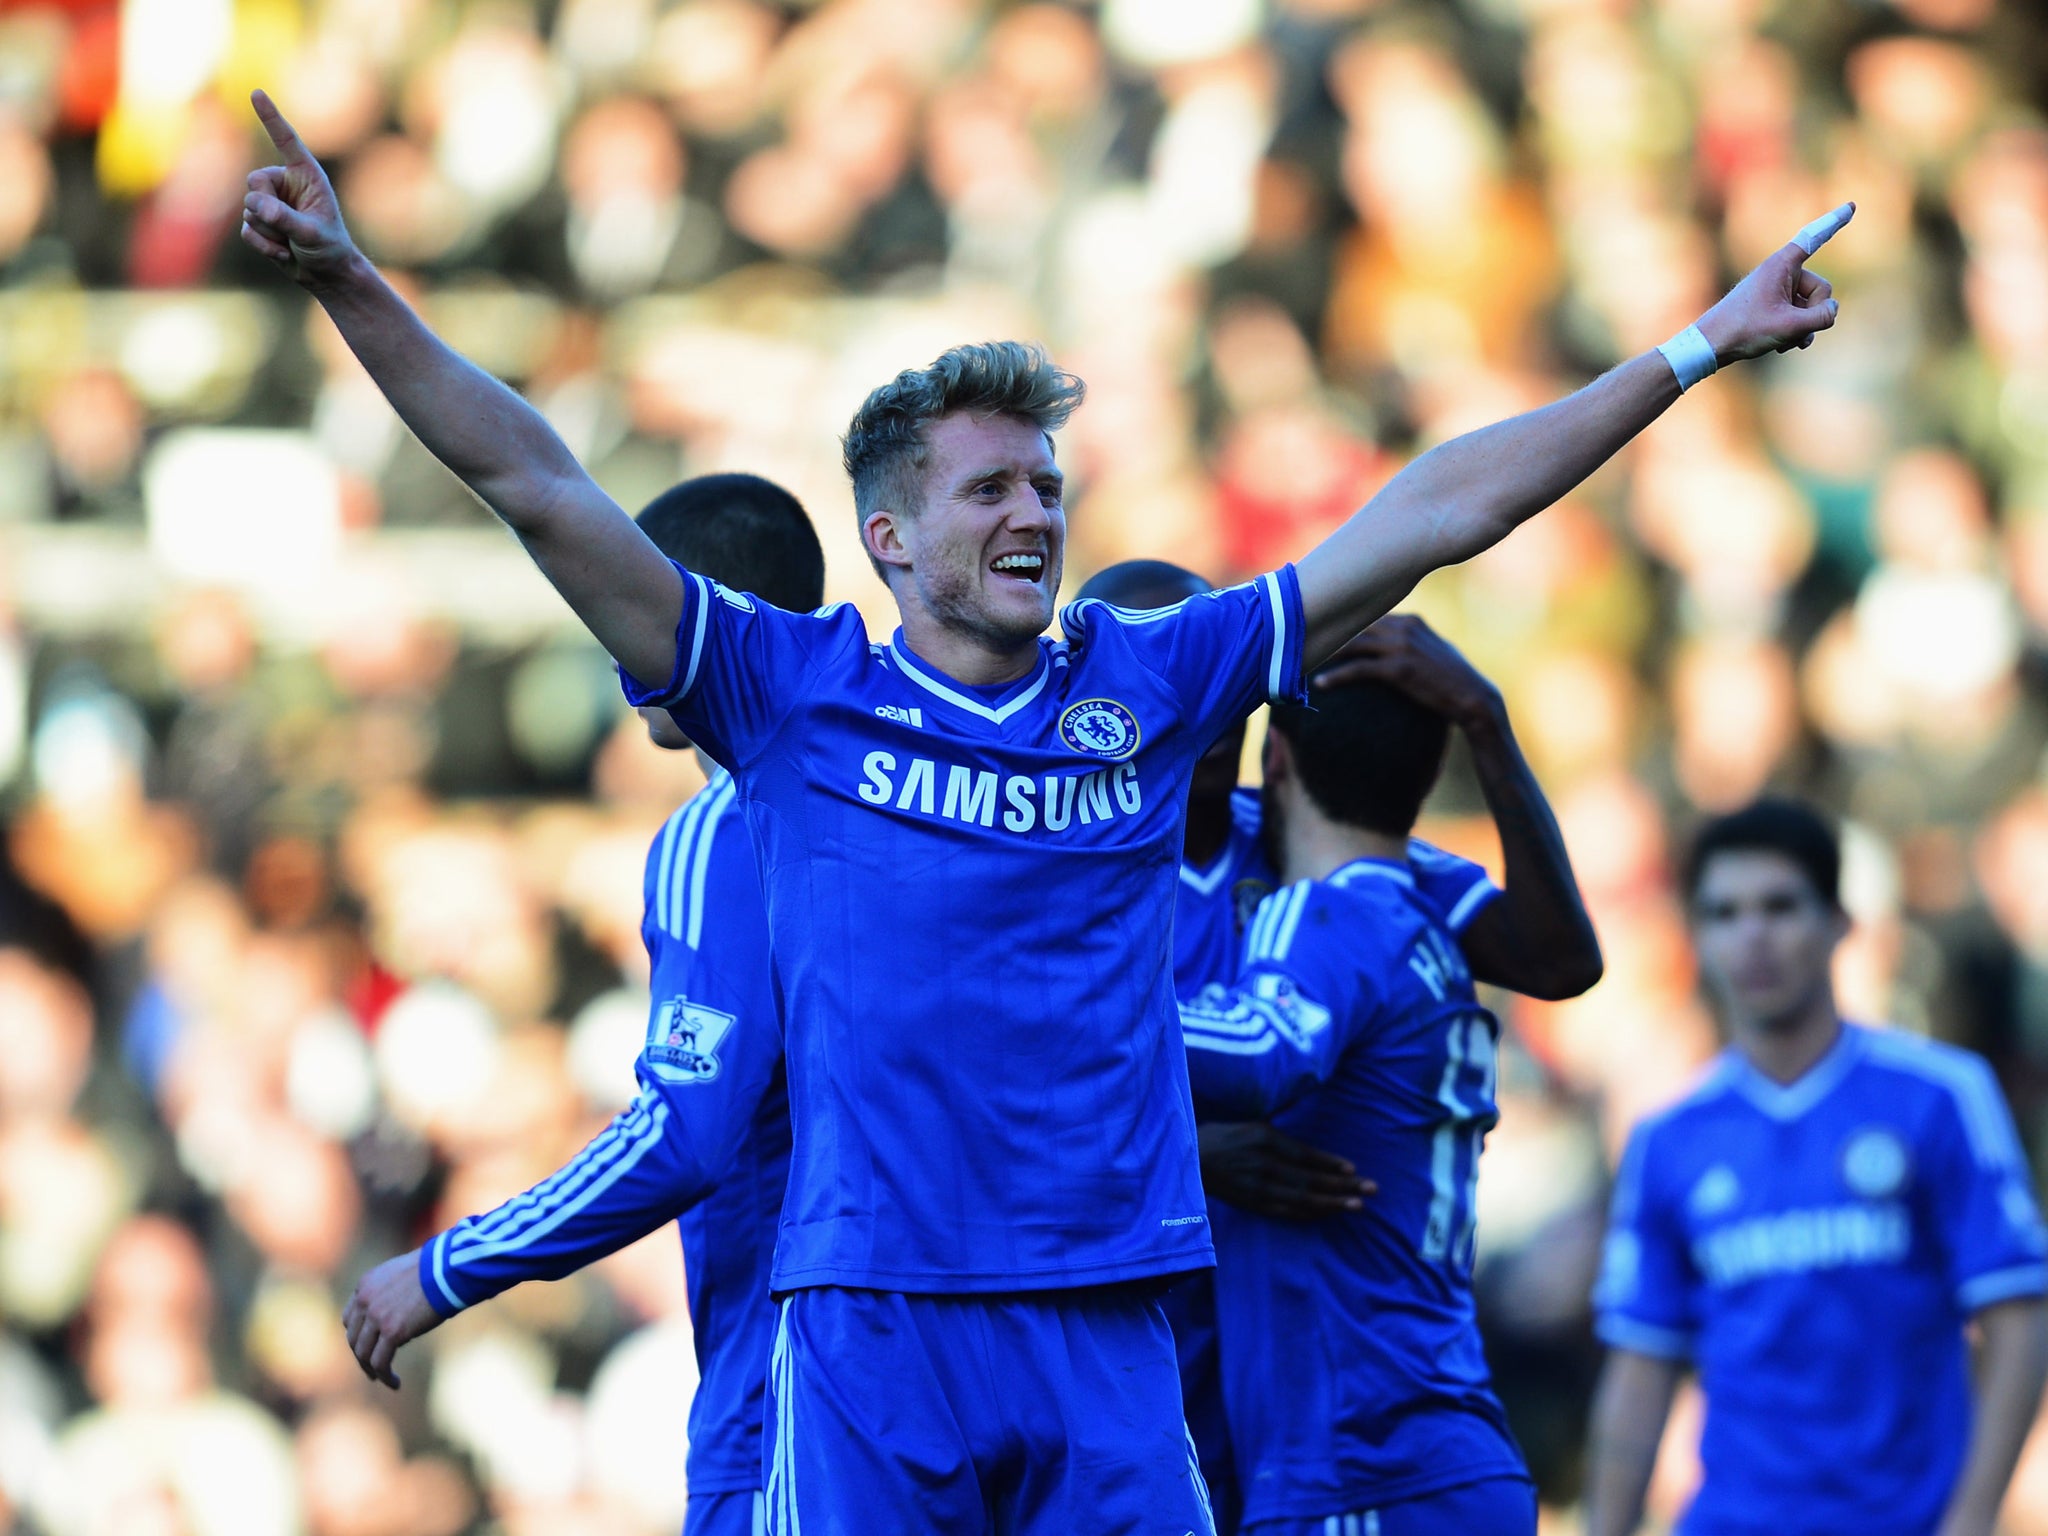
[1422,1012,1498,1273]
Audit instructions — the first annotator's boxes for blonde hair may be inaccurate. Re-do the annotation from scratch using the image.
[841,341,1085,573]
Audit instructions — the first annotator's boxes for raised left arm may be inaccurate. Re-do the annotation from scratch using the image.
[1294,205,1854,663]
[1939,1297,2048,1536]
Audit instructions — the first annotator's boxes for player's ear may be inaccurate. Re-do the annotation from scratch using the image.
[863,508,912,577]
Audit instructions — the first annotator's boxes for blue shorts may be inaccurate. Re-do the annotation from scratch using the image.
[1164,1270,1241,1536]
[683,1489,762,1536]
[762,1284,1216,1536]
[1246,1477,1536,1536]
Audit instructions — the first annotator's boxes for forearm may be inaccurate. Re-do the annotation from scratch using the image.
[312,253,586,529]
[1462,703,1602,998]
[420,1094,703,1316]
[1389,353,1676,570]
[1298,354,1677,661]
[1943,1300,2048,1536]
[1584,1352,1682,1536]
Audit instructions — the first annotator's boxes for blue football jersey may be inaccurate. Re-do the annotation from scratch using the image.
[1174,787,1501,996]
[420,770,789,1495]
[622,567,1307,1291]
[1179,859,1526,1525]
[1595,1024,2048,1536]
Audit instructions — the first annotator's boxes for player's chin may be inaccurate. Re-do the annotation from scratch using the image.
[978,575,1056,636]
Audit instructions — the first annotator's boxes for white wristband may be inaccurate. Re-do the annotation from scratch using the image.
[1658,323,1719,392]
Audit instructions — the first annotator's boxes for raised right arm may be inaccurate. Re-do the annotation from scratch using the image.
[239,90,682,685]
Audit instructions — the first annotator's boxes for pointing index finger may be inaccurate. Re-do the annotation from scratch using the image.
[249,88,313,165]
[1791,201,1855,257]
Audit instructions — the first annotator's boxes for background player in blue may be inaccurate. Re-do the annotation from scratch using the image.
[241,88,1851,1534]
[1079,564,1602,1535]
[1177,634,1598,1536]
[339,474,826,1536]
[1586,800,2048,1536]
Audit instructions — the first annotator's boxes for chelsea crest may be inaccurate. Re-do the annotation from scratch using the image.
[1059,698,1141,760]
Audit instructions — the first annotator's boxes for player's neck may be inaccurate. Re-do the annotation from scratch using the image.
[1278,801,1408,885]
[1733,994,1844,1086]
[895,606,1043,687]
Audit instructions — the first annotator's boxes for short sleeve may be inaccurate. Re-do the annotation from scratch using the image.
[617,562,847,769]
[1916,1053,2048,1314]
[1406,839,1501,935]
[1061,565,1308,748]
[1594,1122,1701,1359]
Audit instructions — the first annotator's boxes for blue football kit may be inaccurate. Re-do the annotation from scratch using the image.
[1169,796,1501,1535]
[1179,858,1533,1534]
[1596,1024,2048,1536]
[623,567,1307,1533]
[417,772,787,1536]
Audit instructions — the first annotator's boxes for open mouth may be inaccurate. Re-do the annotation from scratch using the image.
[990,553,1046,584]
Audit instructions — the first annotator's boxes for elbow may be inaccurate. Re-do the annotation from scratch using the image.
[1516,946,1605,1002]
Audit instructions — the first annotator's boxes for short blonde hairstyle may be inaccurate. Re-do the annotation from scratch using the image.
[841,341,1085,572]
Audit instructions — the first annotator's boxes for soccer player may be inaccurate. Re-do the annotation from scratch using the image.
[242,85,1847,1532]
[1175,624,1593,1536]
[1077,567,1600,1534]
[1586,800,2048,1536]
[342,474,825,1536]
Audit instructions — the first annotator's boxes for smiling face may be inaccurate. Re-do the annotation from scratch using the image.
[864,411,1065,655]
[1691,849,1848,1036]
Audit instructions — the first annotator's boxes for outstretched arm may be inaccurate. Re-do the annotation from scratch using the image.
[1318,616,1601,1000]
[239,90,682,684]
[1294,206,1855,662]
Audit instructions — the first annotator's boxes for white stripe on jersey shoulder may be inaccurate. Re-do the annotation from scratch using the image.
[1247,881,1312,962]
[1260,570,1287,699]
[1862,1028,2025,1169]
[652,804,690,938]
[1443,877,1499,933]
[1228,786,1261,834]
[1059,594,1195,633]
[885,640,1050,724]
[684,775,736,949]
[661,776,728,942]
[678,570,713,700]
[1330,859,1415,891]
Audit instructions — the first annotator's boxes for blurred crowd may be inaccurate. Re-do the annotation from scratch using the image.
[3,0,2048,1532]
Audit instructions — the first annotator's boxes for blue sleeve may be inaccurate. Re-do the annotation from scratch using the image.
[1916,1052,2048,1315]
[1179,882,1378,1119]
[423,803,782,1317]
[1061,565,1308,749]
[1593,1121,1700,1359]
[617,562,848,770]
[1406,839,1500,935]
[421,1073,714,1315]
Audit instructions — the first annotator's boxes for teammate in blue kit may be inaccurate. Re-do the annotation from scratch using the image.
[341,474,825,1536]
[1079,566,1601,1535]
[1586,800,2048,1536]
[243,85,1850,1533]
[1176,625,1597,1536]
